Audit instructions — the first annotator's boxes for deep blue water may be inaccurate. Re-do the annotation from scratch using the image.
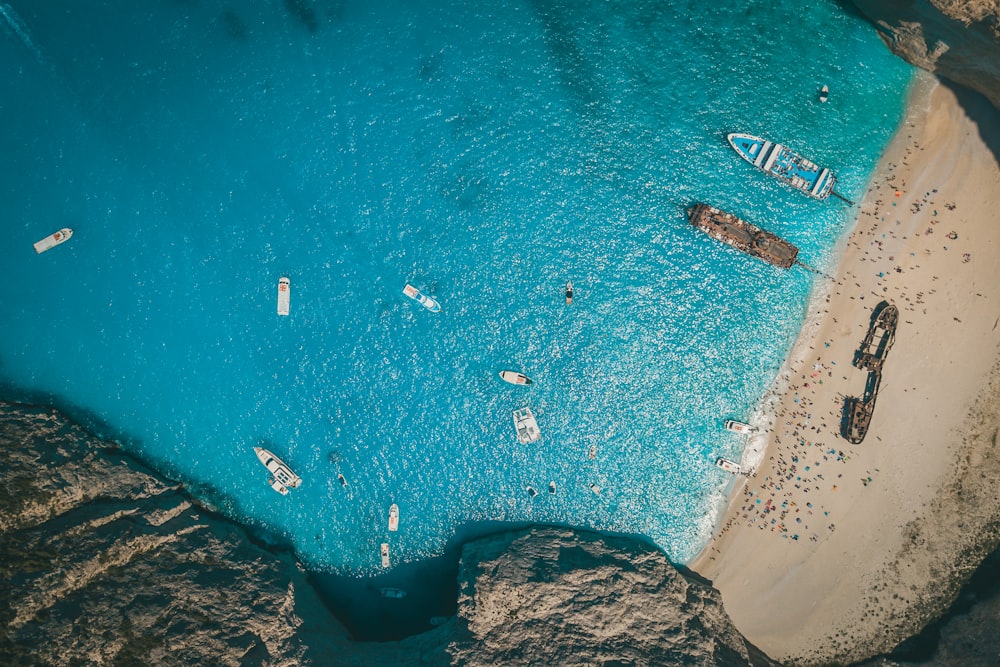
[0,1,911,573]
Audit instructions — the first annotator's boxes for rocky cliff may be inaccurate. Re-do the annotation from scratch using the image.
[851,0,1000,110]
[0,403,775,666]
[448,527,776,666]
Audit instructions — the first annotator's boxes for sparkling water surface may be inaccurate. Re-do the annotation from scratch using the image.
[0,0,911,572]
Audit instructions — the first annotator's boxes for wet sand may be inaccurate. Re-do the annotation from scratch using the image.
[689,72,1000,665]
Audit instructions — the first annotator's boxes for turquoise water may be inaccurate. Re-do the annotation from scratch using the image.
[0,1,911,572]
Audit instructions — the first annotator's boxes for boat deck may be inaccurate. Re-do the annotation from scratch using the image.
[688,204,798,269]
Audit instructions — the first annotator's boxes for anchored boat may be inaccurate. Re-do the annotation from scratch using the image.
[565,281,574,305]
[688,204,799,269]
[277,277,290,316]
[728,133,838,200]
[513,407,541,444]
[724,420,758,435]
[33,228,73,254]
[254,446,302,494]
[715,457,743,475]
[403,283,441,312]
[380,543,390,568]
[499,370,533,386]
[388,503,399,532]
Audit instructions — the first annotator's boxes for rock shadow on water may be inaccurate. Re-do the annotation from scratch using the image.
[311,520,530,642]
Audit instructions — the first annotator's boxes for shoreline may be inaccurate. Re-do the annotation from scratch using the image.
[690,70,1000,664]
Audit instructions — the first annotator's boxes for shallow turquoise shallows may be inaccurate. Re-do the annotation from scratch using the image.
[0,0,911,572]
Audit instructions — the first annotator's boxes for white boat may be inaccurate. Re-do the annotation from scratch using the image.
[380,587,407,599]
[254,446,302,493]
[380,543,390,568]
[403,283,441,312]
[33,228,73,254]
[337,473,347,487]
[513,407,541,444]
[267,477,289,495]
[724,420,758,435]
[820,85,829,103]
[388,503,399,532]
[565,281,574,305]
[499,370,533,386]
[715,457,742,475]
[589,483,601,494]
[277,277,290,316]
[548,481,556,494]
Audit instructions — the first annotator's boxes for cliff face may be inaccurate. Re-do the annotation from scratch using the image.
[851,0,1000,109]
[0,403,773,666]
[0,404,447,666]
[447,527,776,667]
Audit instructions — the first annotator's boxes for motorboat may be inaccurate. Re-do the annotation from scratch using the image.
[565,281,574,305]
[715,457,742,475]
[277,277,290,316]
[513,407,541,444]
[724,420,758,435]
[254,447,301,493]
[380,543,390,568]
[820,85,829,103]
[33,228,73,254]
[403,283,441,312]
[388,503,399,532]
[499,370,533,385]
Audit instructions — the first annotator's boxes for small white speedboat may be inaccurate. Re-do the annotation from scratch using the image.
[715,457,742,475]
[380,543,390,568]
[820,85,829,103]
[33,228,73,254]
[403,283,441,312]
[724,420,758,435]
[388,503,399,532]
[254,446,302,492]
[499,370,533,386]
[513,407,541,444]
[565,281,574,305]
[380,587,407,599]
[277,277,290,316]
[267,477,289,495]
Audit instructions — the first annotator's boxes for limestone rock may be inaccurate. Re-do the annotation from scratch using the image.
[448,527,776,667]
[852,0,1000,110]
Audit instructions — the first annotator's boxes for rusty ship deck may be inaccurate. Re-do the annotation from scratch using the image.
[687,203,799,269]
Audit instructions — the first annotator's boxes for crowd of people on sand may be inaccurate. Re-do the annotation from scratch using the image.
[709,134,970,550]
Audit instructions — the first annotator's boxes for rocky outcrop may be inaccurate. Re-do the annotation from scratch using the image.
[851,0,1000,110]
[447,527,776,666]
[0,403,448,666]
[0,402,776,666]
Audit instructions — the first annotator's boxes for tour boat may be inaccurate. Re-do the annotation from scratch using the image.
[33,228,73,254]
[388,503,399,532]
[403,283,441,312]
[277,277,290,316]
[688,203,799,269]
[728,133,837,200]
[499,370,533,386]
[254,446,302,493]
[380,543,390,568]
[513,407,541,444]
[715,457,742,475]
[379,588,407,599]
[724,420,758,435]
[565,281,574,305]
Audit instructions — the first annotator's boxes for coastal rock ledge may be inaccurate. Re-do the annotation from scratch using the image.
[0,402,775,666]
[851,0,1000,110]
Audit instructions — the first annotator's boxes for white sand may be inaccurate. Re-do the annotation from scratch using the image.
[690,72,1000,665]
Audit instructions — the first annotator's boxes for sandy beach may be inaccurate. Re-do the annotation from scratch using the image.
[690,72,1000,665]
